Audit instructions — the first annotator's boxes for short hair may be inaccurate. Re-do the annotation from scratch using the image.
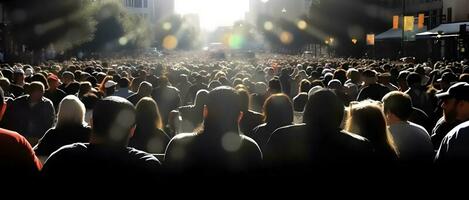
[62,71,75,80]
[138,81,153,95]
[92,96,136,144]
[204,86,241,130]
[268,78,282,93]
[406,72,421,86]
[299,79,311,93]
[29,81,45,93]
[263,94,293,125]
[304,89,344,130]
[382,91,413,121]
[118,77,130,88]
[81,93,99,110]
[237,89,250,111]
[31,73,49,90]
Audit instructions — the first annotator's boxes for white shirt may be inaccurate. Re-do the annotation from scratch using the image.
[389,121,434,162]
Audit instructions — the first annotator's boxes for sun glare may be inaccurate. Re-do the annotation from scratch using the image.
[175,0,249,31]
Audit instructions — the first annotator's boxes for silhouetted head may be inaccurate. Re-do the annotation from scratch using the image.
[304,89,344,131]
[203,86,242,135]
[263,94,293,127]
[92,96,136,147]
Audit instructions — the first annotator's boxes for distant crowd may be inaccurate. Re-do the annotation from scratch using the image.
[1,53,469,181]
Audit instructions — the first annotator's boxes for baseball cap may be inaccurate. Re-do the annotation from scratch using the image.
[104,80,117,89]
[436,82,469,101]
[48,74,59,82]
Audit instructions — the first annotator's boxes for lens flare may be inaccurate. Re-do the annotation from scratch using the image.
[163,35,178,50]
[280,31,294,45]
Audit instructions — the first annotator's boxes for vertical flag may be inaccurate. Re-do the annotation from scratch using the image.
[366,34,375,45]
[393,16,399,30]
[418,13,425,29]
[404,16,414,32]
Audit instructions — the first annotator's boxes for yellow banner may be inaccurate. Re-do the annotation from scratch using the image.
[366,34,375,46]
[404,16,414,32]
[393,16,399,30]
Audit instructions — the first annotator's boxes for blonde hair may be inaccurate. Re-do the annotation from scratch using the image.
[56,95,86,128]
[346,100,399,157]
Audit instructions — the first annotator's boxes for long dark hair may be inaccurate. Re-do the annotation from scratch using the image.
[135,97,163,134]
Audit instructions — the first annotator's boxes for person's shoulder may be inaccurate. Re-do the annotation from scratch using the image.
[444,121,469,142]
[408,121,429,134]
[253,123,267,132]
[41,96,54,105]
[13,95,28,102]
[271,124,306,137]
[170,133,197,144]
[339,130,369,143]
[0,128,26,144]
[57,88,66,94]
[126,147,162,165]
[47,143,88,159]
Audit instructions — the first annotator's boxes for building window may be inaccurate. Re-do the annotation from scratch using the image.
[144,0,148,8]
[135,0,143,8]
[447,7,452,23]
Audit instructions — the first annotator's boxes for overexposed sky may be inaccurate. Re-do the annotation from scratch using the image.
[175,0,250,31]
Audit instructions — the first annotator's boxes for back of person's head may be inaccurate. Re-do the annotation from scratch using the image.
[346,100,397,156]
[31,73,49,90]
[254,82,267,94]
[362,69,377,84]
[118,77,130,88]
[62,71,75,81]
[304,89,344,131]
[29,81,45,95]
[382,91,413,121]
[56,95,86,128]
[92,96,136,146]
[299,79,311,93]
[268,78,282,94]
[203,86,242,134]
[137,81,153,96]
[263,94,293,126]
[194,89,209,108]
[333,69,347,85]
[237,89,250,111]
[136,97,163,130]
[79,82,92,96]
[406,72,421,87]
[347,68,360,83]
[81,93,99,110]
[158,76,170,86]
[460,73,469,84]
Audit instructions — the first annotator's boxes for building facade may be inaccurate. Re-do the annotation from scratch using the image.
[121,0,174,22]
[443,0,469,22]
[247,0,312,25]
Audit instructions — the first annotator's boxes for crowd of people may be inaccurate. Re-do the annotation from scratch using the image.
[1,53,469,181]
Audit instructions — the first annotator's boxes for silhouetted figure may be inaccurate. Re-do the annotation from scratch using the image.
[164,86,262,175]
[0,88,42,179]
[41,96,161,181]
[129,97,170,154]
[266,89,374,174]
[34,95,91,158]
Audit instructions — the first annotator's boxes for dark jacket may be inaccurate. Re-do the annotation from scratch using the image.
[34,125,92,157]
[3,95,55,140]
